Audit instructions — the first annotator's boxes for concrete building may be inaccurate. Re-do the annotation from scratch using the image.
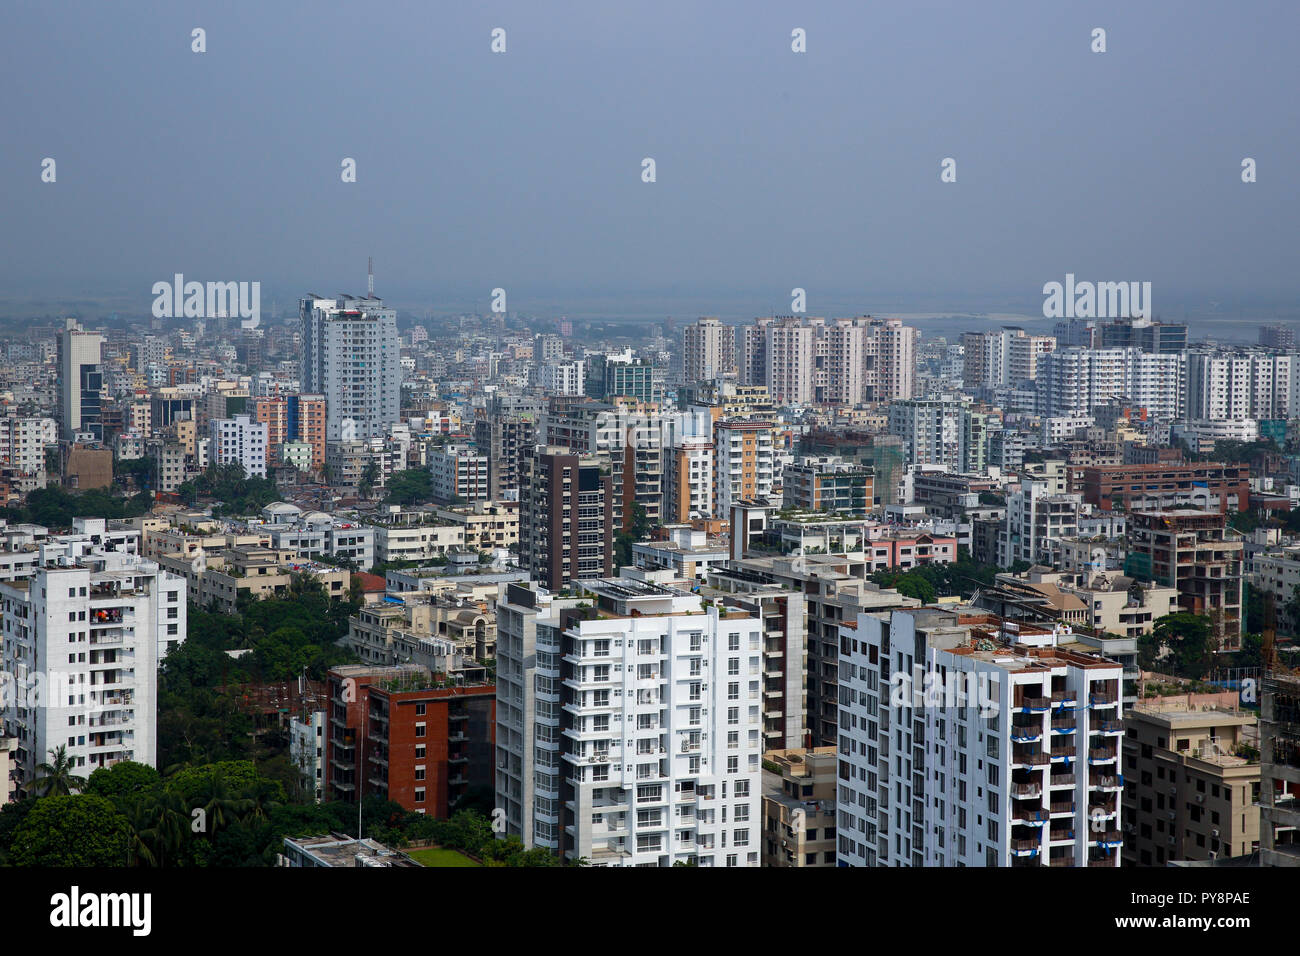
[1259,669,1300,866]
[782,460,873,516]
[715,421,776,517]
[57,318,103,442]
[325,663,495,817]
[429,445,490,505]
[836,608,1124,867]
[209,414,268,478]
[300,294,400,442]
[494,578,763,865]
[0,548,186,790]
[1122,696,1261,865]
[762,747,837,867]
[998,480,1082,569]
[518,446,614,592]
[1127,508,1244,650]
[682,317,735,385]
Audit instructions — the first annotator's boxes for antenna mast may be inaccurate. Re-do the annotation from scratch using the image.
[368,257,374,297]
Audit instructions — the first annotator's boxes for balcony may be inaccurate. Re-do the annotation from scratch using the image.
[1048,773,1076,788]
[1013,808,1049,826]
[1010,838,1040,857]
[1091,774,1123,792]
[1050,744,1076,761]
[1011,721,1044,743]
[1017,696,1051,713]
[1050,716,1077,734]
[1088,747,1118,765]
[1089,692,1118,709]
[1048,853,1076,868]
[1091,830,1122,847]
[1051,690,1078,709]
[1095,719,1123,735]
[1011,749,1050,768]
[1011,783,1042,800]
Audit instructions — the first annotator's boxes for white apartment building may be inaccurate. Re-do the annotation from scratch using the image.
[0,416,57,477]
[299,294,401,441]
[538,360,586,397]
[887,400,964,469]
[765,318,817,404]
[998,479,1082,568]
[836,608,1124,867]
[429,445,490,505]
[495,578,763,866]
[373,522,466,564]
[1170,419,1258,454]
[209,414,269,478]
[1036,347,1182,420]
[962,328,1056,390]
[682,317,735,384]
[0,549,187,790]
[1041,415,1095,446]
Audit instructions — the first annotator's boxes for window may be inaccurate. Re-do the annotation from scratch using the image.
[414,788,425,803]
[415,722,426,738]
[415,703,427,716]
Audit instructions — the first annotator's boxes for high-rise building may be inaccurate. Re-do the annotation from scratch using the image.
[1097,317,1188,354]
[209,414,269,478]
[475,409,537,500]
[1127,508,1244,650]
[886,400,964,469]
[961,328,1056,391]
[714,420,776,516]
[519,446,613,591]
[762,747,838,867]
[681,317,735,384]
[836,608,1124,867]
[325,663,495,817]
[494,578,763,865]
[1035,347,1183,420]
[1260,324,1296,350]
[57,318,104,442]
[1,542,187,791]
[1121,699,1260,865]
[538,360,586,397]
[429,444,489,505]
[1259,669,1300,866]
[300,294,400,442]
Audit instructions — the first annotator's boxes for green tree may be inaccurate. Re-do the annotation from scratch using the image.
[385,469,433,506]
[9,795,131,867]
[86,760,161,799]
[27,745,87,797]
[1141,612,1216,679]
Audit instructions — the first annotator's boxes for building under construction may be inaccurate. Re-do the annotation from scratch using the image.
[1260,669,1300,865]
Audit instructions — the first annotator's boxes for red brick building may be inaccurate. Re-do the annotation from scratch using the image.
[1075,462,1250,514]
[326,664,495,817]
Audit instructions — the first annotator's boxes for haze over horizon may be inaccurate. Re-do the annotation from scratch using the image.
[3,0,1297,333]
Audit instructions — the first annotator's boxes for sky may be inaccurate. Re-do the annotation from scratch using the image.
[1,0,1297,326]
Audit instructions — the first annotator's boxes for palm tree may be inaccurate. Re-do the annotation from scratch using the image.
[139,790,189,867]
[124,798,159,867]
[27,745,86,797]
[199,767,254,833]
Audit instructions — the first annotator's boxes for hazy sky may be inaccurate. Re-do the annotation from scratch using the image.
[3,0,1298,321]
